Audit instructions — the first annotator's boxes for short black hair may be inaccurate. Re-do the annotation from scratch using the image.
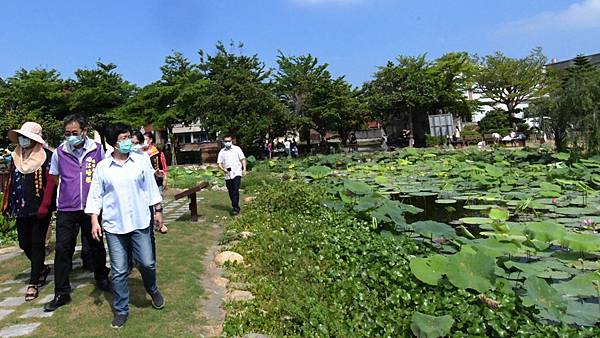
[133,131,144,144]
[143,132,156,144]
[223,134,233,140]
[106,123,132,146]
[63,114,88,130]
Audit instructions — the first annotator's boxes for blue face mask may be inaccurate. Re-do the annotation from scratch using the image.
[117,139,133,154]
[18,136,31,149]
[66,135,84,147]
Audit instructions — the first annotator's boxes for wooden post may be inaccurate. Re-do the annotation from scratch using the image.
[174,182,209,223]
[189,193,198,222]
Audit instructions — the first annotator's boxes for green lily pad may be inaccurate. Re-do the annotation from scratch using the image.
[463,204,497,211]
[459,217,493,225]
[409,256,447,286]
[522,277,567,321]
[553,272,600,297]
[555,207,596,216]
[306,165,332,179]
[445,246,495,292]
[489,208,510,221]
[561,232,600,252]
[409,191,438,197]
[524,221,566,243]
[564,300,600,326]
[413,221,457,240]
[434,199,457,204]
[343,180,373,195]
[536,270,571,279]
[410,312,454,338]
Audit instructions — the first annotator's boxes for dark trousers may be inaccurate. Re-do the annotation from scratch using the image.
[16,215,51,284]
[54,211,109,295]
[225,176,241,212]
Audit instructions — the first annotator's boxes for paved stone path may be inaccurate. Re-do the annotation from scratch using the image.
[0,199,188,337]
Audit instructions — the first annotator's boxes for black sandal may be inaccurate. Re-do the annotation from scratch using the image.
[37,265,51,287]
[25,285,38,301]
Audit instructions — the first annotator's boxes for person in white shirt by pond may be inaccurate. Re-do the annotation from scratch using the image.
[217,135,247,215]
[283,139,291,157]
[85,123,165,329]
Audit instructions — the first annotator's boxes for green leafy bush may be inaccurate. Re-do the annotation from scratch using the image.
[479,109,510,136]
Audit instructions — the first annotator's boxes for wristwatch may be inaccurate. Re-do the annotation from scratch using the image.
[154,208,163,213]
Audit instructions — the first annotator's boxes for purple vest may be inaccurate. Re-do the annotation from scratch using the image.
[56,142,103,211]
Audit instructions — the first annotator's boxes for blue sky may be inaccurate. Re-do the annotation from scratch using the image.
[1,0,599,87]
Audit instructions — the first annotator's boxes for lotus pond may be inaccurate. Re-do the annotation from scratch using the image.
[235,147,600,336]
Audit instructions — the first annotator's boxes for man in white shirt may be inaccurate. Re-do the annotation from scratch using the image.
[85,123,165,329]
[217,135,247,215]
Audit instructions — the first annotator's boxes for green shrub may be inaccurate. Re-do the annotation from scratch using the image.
[479,109,510,136]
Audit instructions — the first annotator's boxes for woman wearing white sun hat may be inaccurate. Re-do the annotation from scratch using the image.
[1,122,56,301]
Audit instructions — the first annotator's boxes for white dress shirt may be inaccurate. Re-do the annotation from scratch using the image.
[217,145,245,180]
[85,151,162,234]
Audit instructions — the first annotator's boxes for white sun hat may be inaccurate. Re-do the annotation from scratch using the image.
[8,121,46,145]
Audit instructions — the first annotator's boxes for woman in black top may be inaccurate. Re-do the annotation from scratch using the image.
[1,122,56,301]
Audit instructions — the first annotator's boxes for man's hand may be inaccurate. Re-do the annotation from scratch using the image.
[91,216,103,241]
[243,170,248,176]
[154,211,164,229]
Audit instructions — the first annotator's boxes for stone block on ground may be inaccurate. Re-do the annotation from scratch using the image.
[0,309,14,321]
[20,307,54,318]
[0,296,26,307]
[226,290,255,302]
[214,251,244,266]
[0,323,41,337]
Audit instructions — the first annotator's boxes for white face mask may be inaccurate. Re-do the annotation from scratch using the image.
[132,144,143,153]
[224,141,232,148]
[18,136,31,149]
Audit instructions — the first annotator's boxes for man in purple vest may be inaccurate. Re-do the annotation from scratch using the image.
[44,114,110,312]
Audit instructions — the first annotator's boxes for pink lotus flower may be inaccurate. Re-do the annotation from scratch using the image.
[581,218,596,227]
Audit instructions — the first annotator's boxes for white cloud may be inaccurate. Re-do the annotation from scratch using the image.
[503,0,600,34]
[291,0,366,6]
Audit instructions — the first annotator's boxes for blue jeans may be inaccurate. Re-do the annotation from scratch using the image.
[105,226,158,315]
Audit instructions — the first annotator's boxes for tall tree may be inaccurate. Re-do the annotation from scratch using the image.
[273,53,337,145]
[0,68,70,147]
[189,42,288,154]
[430,52,479,120]
[530,56,600,153]
[365,55,437,146]
[70,61,135,148]
[475,48,546,117]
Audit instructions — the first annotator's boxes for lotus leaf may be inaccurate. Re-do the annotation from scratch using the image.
[434,199,456,204]
[445,246,495,292]
[524,221,567,243]
[460,217,493,225]
[374,175,388,185]
[410,312,454,338]
[522,277,567,321]
[561,232,600,252]
[343,180,372,195]
[536,270,571,279]
[555,207,596,216]
[564,300,600,326]
[463,204,497,211]
[353,196,382,212]
[552,272,600,297]
[409,191,438,197]
[489,208,510,221]
[552,152,570,161]
[472,238,520,257]
[409,256,447,286]
[413,221,457,240]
